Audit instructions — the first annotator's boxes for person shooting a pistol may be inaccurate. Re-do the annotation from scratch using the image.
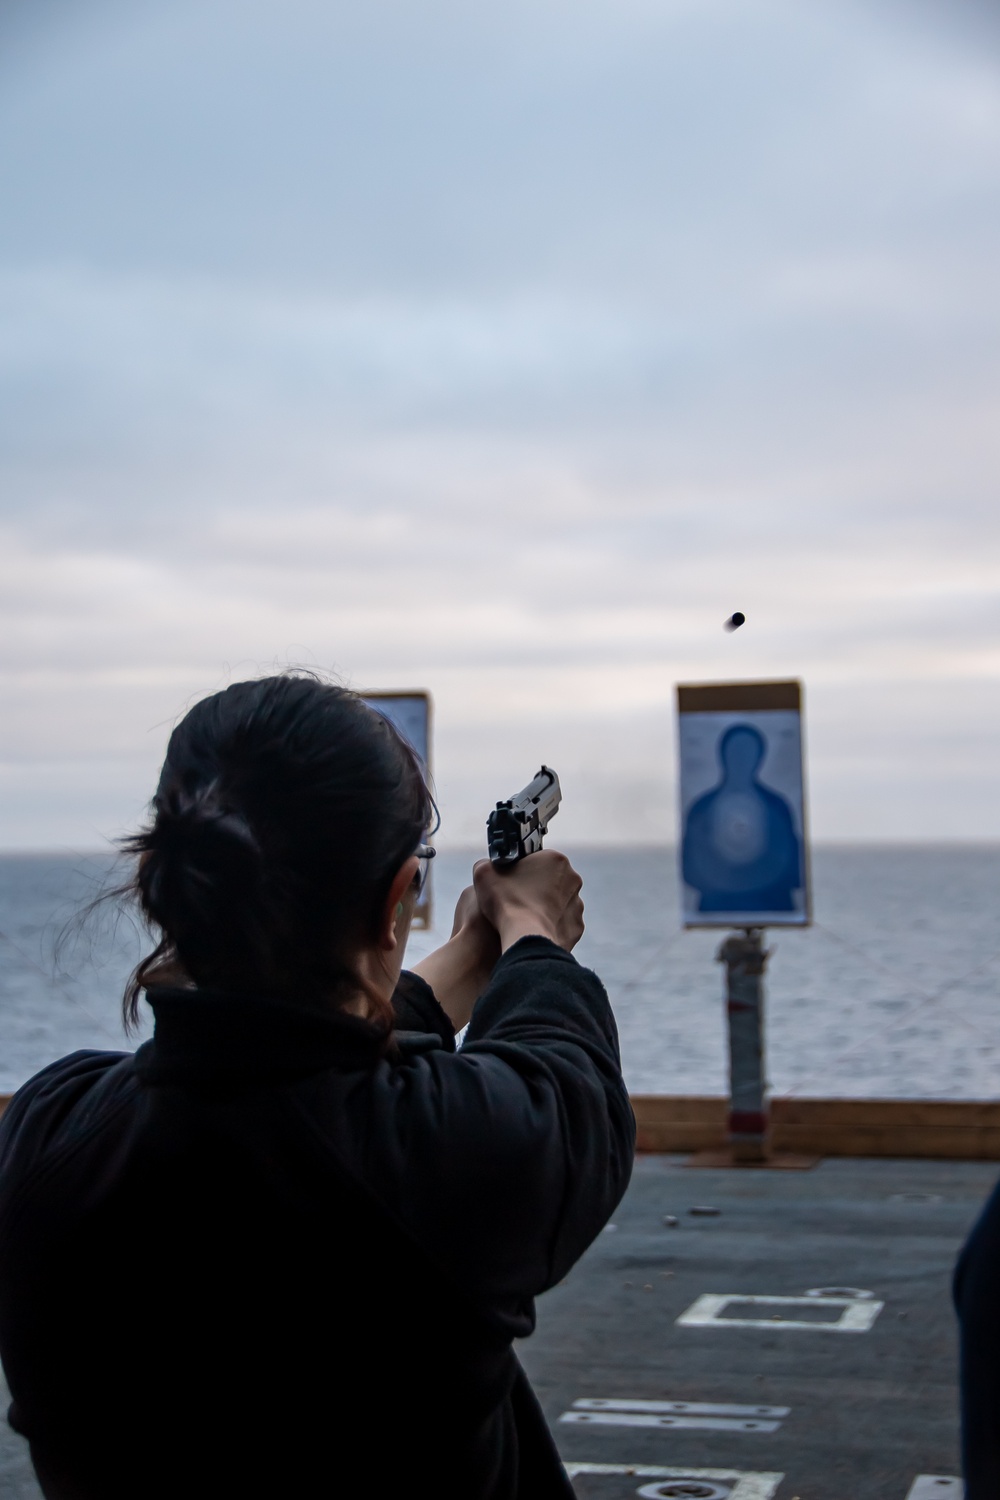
[0,674,634,1500]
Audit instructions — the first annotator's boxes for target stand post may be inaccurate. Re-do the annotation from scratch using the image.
[686,931,816,1169]
[718,929,770,1163]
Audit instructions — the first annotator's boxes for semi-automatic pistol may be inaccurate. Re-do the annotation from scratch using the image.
[487,766,562,865]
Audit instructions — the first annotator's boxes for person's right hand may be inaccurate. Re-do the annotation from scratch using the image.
[472,849,585,953]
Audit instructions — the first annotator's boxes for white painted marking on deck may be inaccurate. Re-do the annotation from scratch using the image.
[804,1286,874,1299]
[677,1292,883,1332]
[562,1464,782,1500]
[562,1398,787,1433]
[561,1411,781,1433]
[905,1478,963,1500]
[572,1399,789,1418]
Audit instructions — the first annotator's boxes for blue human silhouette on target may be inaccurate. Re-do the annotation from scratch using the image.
[682,723,802,913]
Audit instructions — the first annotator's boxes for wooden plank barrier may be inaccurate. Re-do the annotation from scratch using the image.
[1,1091,999,1160]
[632,1095,1000,1161]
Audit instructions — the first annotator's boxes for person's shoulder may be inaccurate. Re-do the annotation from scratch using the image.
[8,1048,133,1098]
[0,1050,136,1166]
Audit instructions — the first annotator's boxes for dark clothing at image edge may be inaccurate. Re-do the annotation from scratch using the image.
[955,1172,1000,1499]
[0,936,635,1499]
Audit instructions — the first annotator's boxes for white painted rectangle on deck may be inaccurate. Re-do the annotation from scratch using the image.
[571,1399,790,1418]
[562,1463,783,1500]
[905,1479,963,1500]
[678,1292,883,1332]
[561,1410,781,1433]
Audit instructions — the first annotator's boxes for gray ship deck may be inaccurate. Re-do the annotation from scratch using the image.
[0,1153,994,1498]
[522,1153,995,1500]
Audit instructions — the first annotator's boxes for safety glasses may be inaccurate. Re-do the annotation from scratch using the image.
[414,842,436,896]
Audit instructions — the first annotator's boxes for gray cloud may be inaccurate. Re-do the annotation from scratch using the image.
[1,0,999,848]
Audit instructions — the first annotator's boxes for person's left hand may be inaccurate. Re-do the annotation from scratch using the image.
[448,882,503,999]
[450,882,499,946]
[410,881,501,1032]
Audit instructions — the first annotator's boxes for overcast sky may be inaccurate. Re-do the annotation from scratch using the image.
[2,0,999,848]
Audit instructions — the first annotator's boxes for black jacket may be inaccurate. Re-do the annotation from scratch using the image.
[954,1175,1000,1497]
[0,936,634,1499]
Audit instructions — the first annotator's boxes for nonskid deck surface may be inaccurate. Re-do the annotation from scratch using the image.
[520,1154,997,1500]
[0,1154,993,1498]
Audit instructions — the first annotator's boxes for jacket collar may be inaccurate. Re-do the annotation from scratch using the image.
[134,987,386,1089]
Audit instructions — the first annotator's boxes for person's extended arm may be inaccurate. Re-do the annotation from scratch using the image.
[410,851,584,1031]
[409,886,501,1032]
[305,848,632,1301]
[306,926,633,1305]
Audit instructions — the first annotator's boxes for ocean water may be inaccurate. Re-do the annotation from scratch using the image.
[1,846,1000,1100]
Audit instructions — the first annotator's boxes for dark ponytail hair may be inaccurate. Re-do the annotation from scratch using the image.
[121,673,433,1031]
